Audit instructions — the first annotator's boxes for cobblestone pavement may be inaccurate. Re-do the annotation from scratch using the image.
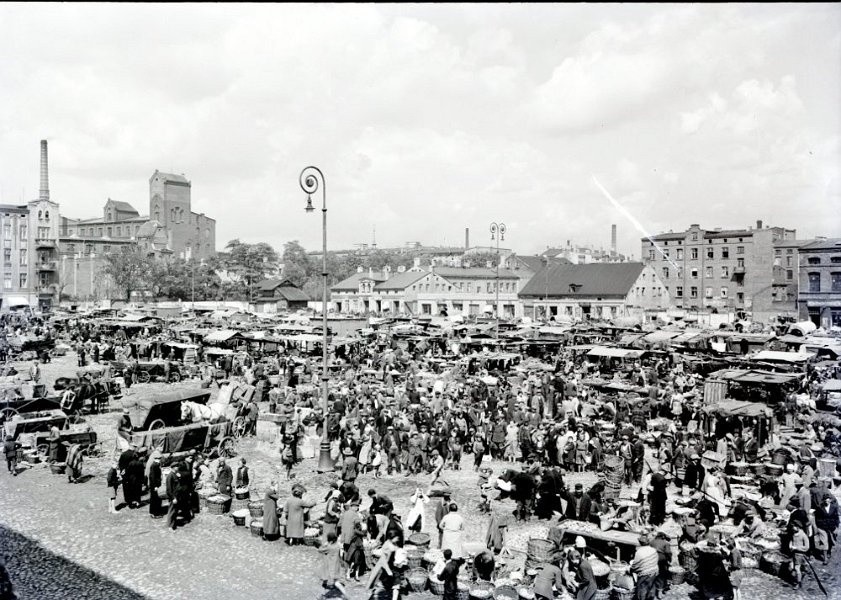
[1,353,840,599]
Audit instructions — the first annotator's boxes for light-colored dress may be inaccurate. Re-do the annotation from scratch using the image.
[439,512,465,558]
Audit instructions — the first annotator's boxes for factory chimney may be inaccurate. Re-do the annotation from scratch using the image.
[465,228,469,250]
[39,140,50,201]
[611,224,617,255]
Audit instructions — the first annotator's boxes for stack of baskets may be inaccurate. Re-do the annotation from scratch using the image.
[408,532,431,551]
[456,582,470,600]
[406,546,425,570]
[429,576,445,596]
[469,581,494,600]
[601,456,624,501]
[593,587,612,600]
[248,500,264,519]
[407,568,428,593]
[207,495,230,515]
[752,463,766,476]
[668,565,685,585]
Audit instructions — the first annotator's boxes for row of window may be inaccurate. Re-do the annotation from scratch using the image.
[671,286,743,301]
[66,225,141,238]
[649,246,744,261]
[805,256,841,265]
[661,261,746,279]
[633,287,664,297]
[807,272,841,293]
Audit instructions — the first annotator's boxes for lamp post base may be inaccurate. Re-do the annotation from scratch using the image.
[316,440,334,473]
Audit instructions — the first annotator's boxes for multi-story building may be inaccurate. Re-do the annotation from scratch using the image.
[797,238,841,328]
[641,221,797,322]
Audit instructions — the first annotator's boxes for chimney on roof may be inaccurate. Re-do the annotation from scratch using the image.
[397,265,406,273]
[465,227,469,250]
[368,267,373,279]
[611,224,617,255]
[39,140,49,201]
[756,220,763,230]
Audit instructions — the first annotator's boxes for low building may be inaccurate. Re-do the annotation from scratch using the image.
[253,279,310,313]
[518,262,672,321]
[797,238,841,328]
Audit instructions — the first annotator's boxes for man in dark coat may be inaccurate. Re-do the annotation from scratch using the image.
[165,467,181,530]
[648,470,669,526]
[563,483,593,521]
[147,455,163,517]
[440,549,463,600]
[684,454,705,491]
[124,451,145,509]
[216,458,233,496]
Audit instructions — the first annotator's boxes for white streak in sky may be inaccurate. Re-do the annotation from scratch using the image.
[592,175,681,271]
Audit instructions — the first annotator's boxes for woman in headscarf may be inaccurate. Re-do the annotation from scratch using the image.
[146,450,163,517]
[262,481,281,541]
[405,487,429,534]
[439,502,465,558]
[66,443,83,484]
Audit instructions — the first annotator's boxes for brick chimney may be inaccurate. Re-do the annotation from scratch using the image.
[756,220,762,230]
[39,140,49,201]
[465,227,470,250]
[611,224,617,255]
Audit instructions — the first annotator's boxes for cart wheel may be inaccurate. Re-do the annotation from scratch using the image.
[232,417,247,438]
[218,437,236,458]
[151,436,166,453]
[0,407,19,438]
[169,372,182,383]
[137,371,151,384]
[148,419,166,431]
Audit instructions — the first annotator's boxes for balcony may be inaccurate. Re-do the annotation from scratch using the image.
[35,238,57,249]
[36,261,57,271]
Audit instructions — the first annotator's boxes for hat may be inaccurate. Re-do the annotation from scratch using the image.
[575,536,586,549]
[574,483,583,491]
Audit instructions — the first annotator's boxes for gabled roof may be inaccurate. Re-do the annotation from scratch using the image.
[514,255,571,272]
[331,271,388,292]
[374,270,427,291]
[153,171,190,185]
[432,267,519,280]
[519,262,646,298]
[106,200,139,215]
[800,238,841,252]
[256,279,310,301]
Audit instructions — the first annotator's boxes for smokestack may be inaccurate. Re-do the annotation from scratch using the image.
[465,227,469,250]
[611,224,617,255]
[39,140,49,201]
[756,220,762,230]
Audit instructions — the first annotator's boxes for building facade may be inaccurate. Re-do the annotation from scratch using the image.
[797,239,841,328]
[641,221,797,321]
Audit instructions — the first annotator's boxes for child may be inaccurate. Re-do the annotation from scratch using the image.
[370,444,383,479]
[319,532,347,599]
[345,521,368,582]
[478,492,491,515]
[107,460,121,513]
[281,438,295,480]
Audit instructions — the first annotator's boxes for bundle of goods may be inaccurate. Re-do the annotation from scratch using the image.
[303,527,321,547]
[668,565,685,585]
[247,500,264,519]
[469,581,494,600]
[517,587,534,600]
[232,509,249,526]
[593,586,612,600]
[249,521,264,538]
[234,486,250,500]
[759,550,791,577]
[507,525,550,554]
[207,495,231,515]
[407,568,428,593]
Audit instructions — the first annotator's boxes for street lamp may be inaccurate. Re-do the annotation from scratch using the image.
[300,166,334,473]
[489,222,506,339]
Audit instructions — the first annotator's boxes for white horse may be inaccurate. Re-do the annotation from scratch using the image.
[181,400,226,424]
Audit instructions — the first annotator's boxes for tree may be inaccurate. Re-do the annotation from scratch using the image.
[101,246,156,301]
[222,239,280,300]
[463,251,500,268]
[282,240,313,288]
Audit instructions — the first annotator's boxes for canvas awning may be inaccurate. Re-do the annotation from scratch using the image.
[751,350,811,363]
[203,330,243,343]
[701,400,773,419]
[587,347,645,359]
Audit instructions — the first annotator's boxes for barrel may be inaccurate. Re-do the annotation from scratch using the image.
[771,449,789,466]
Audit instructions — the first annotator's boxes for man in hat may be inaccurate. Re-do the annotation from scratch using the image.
[341,448,359,484]
[434,489,452,548]
[684,453,705,492]
[563,483,592,522]
[630,533,659,600]
[382,425,401,475]
[650,530,672,596]
[620,435,634,486]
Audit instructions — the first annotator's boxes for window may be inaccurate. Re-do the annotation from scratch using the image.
[676,249,684,260]
[720,287,728,298]
[102,245,110,253]
[832,273,841,292]
[44,211,49,220]
[691,232,698,241]
[721,247,729,259]
[690,286,698,298]
[737,292,744,303]
[19,225,26,240]
[3,274,10,290]
[662,267,669,279]
[106,227,112,237]
[2,224,8,239]
[721,266,729,278]
[736,246,745,254]
[19,274,26,288]
[705,287,713,298]
[737,258,745,268]
[707,248,714,259]
[675,286,683,298]
[691,248,698,260]
[68,244,75,253]
[705,267,713,278]
[809,272,821,292]
[786,256,792,267]
[807,257,821,265]
[663,249,669,258]
[831,257,841,264]
[649,249,655,260]
[98,228,103,237]
[89,228,94,236]
[3,249,10,264]
[691,268,698,279]
[19,250,26,266]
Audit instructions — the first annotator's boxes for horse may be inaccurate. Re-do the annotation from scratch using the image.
[181,400,226,424]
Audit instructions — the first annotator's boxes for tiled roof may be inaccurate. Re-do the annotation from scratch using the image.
[515,255,571,272]
[154,171,190,185]
[107,200,139,214]
[519,262,645,298]
[374,270,427,291]
[432,267,519,280]
[331,272,388,291]
[800,238,841,251]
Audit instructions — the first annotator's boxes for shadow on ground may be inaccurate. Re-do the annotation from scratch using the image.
[0,524,147,600]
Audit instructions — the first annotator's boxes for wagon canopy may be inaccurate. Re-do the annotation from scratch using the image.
[587,346,645,359]
[121,389,211,429]
[701,400,773,418]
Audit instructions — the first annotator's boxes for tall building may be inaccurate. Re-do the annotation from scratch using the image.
[797,238,841,328]
[640,221,797,322]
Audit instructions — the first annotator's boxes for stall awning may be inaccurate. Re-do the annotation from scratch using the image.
[203,330,243,343]
[641,331,682,343]
[701,400,773,418]
[587,347,645,359]
[751,350,812,363]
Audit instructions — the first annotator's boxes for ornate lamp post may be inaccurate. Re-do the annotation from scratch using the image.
[489,222,506,338]
[300,166,334,473]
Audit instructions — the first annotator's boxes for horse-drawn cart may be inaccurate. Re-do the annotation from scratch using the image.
[116,388,240,458]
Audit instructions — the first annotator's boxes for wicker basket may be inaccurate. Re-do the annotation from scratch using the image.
[407,547,425,570]
[232,509,248,526]
[470,581,495,600]
[304,527,321,547]
[612,588,634,600]
[248,501,264,518]
[207,495,230,515]
[752,463,766,476]
[668,566,685,585]
[408,532,431,550]
[407,568,429,593]
[429,577,445,595]
[250,522,264,538]
[493,584,519,600]
[50,463,66,475]
[234,487,250,500]
[526,538,555,563]
[594,587,612,600]
[517,587,534,600]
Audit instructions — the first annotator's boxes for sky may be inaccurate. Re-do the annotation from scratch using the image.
[0,3,839,258]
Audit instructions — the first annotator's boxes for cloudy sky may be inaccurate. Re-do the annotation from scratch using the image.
[1,3,839,257]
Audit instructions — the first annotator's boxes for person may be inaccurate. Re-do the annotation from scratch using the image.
[434,491,452,548]
[124,450,145,509]
[572,548,597,600]
[648,470,669,526]
[281,436,295,480]
[245,397,259,437]
[630,534,659,600]
[46,426,61,463]
[439,548,462,600]
[473,549,495,582]
[345,521,368,582]
[323,488,343,541]
[284,486,316,545]
[342,449,359,484]
[29,361,40,384]
[3,437,20,476]
[66,443,83,483]
[216,458,233,497]
[165,465,182,531]
[406,487,429,533]
[650,530,672,597]
[263,482,281,541]
[722,537,743,600]
[106,460,120,513]
[147,453,163,517]
[472,434,486,471]
[563,483,592,521]
[235,457,250,489]
[790,520,810,588]
[534,556,565,600]
[439,502,465,559]
[319,531,346,598]
[339,499,362,560]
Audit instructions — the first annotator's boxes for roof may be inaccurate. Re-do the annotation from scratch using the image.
[432,267,519,280]
[751,350,812,363]
[121,388,211,428]
[587,346,645,359]
[519,262,646,298]
[701,400,772,418]
[799,238,841,252]
[203,329,243,343]
[514,255,572,272]
[374,270,427,291]
[331,271,389,292]
[106,200,139,214]
[276,286,310,302]
[153,171,190,185]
